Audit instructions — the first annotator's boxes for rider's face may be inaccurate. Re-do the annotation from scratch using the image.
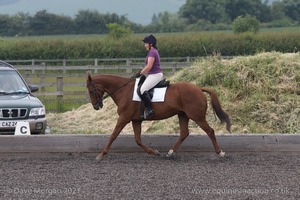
[144,43,150,51]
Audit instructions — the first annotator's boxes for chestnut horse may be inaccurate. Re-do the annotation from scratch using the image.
[86,74,231,160]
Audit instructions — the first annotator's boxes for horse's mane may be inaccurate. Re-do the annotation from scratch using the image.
[92,74,132,84]
[93,74,130,80]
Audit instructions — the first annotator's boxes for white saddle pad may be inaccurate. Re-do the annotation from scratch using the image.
[132,78,167,102]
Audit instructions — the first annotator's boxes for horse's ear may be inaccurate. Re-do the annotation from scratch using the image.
[87,73,92,82]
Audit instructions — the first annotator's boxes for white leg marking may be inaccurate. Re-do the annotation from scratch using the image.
[167,149,174,157]
[218,150,225,158]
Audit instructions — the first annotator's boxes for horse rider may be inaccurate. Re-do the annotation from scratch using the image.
[138,34,163,119]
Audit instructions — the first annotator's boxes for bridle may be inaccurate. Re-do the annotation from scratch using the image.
[88,81,104,109]
[88,78,134,109]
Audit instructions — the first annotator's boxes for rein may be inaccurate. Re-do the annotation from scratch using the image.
[92,78,134,102]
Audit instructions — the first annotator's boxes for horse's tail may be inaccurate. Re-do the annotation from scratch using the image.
[201,87,231,133]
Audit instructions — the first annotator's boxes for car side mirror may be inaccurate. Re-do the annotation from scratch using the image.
[29,85,39,93]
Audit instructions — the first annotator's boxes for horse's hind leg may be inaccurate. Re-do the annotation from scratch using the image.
[132,121,160,155]
[167,113,190,157]
[197,120,225,157]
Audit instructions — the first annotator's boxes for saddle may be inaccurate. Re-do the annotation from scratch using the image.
[136,75,170,98]
[136,75,170,119]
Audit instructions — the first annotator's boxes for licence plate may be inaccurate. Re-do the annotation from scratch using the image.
[0,121,18,127]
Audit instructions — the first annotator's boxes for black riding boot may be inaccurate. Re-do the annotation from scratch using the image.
[140,91,154,119]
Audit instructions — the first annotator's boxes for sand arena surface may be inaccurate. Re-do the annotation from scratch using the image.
[0,152,299,199]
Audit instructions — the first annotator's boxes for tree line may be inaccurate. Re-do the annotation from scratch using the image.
[0,0,299,36]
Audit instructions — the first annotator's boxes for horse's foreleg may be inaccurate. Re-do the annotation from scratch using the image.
[167,113,190,157]
[132,121,160,156]
[96,118,128,160]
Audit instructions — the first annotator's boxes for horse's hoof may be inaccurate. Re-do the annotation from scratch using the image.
[96,154,103,160]
[166,149,174,158]
[154,149,161,156]
[218,151,226,158]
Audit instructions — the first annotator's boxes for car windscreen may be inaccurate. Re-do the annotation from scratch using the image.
[0,70,30,94]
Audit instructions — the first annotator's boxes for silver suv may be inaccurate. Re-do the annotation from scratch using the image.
[0,60,47,135]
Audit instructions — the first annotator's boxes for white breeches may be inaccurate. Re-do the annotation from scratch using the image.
[140,73,163,94]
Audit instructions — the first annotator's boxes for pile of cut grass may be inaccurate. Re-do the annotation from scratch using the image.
[47,52,300,134]
[172,52,300,133]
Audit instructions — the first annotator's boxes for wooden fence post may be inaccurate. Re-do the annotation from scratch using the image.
[126,59,132,73]
[24,70,31,85]
[40,76,45,93]
[40,65,46,92]
[187,56,190,63]
[31,59,35,74]
[56,76,63,112]
[63,59,66,73]
[172,62,177,73]
[94,58,98,73]
[85,70,91,102]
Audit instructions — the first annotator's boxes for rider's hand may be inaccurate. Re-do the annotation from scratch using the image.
[131,70,142,78]
[135,73,142,78]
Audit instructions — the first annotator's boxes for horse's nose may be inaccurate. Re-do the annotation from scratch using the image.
[93,103,100,110]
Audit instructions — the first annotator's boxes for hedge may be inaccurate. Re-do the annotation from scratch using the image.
[0,31,299,60]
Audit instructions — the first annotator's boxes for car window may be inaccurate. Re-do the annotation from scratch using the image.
[0,70,29,93]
